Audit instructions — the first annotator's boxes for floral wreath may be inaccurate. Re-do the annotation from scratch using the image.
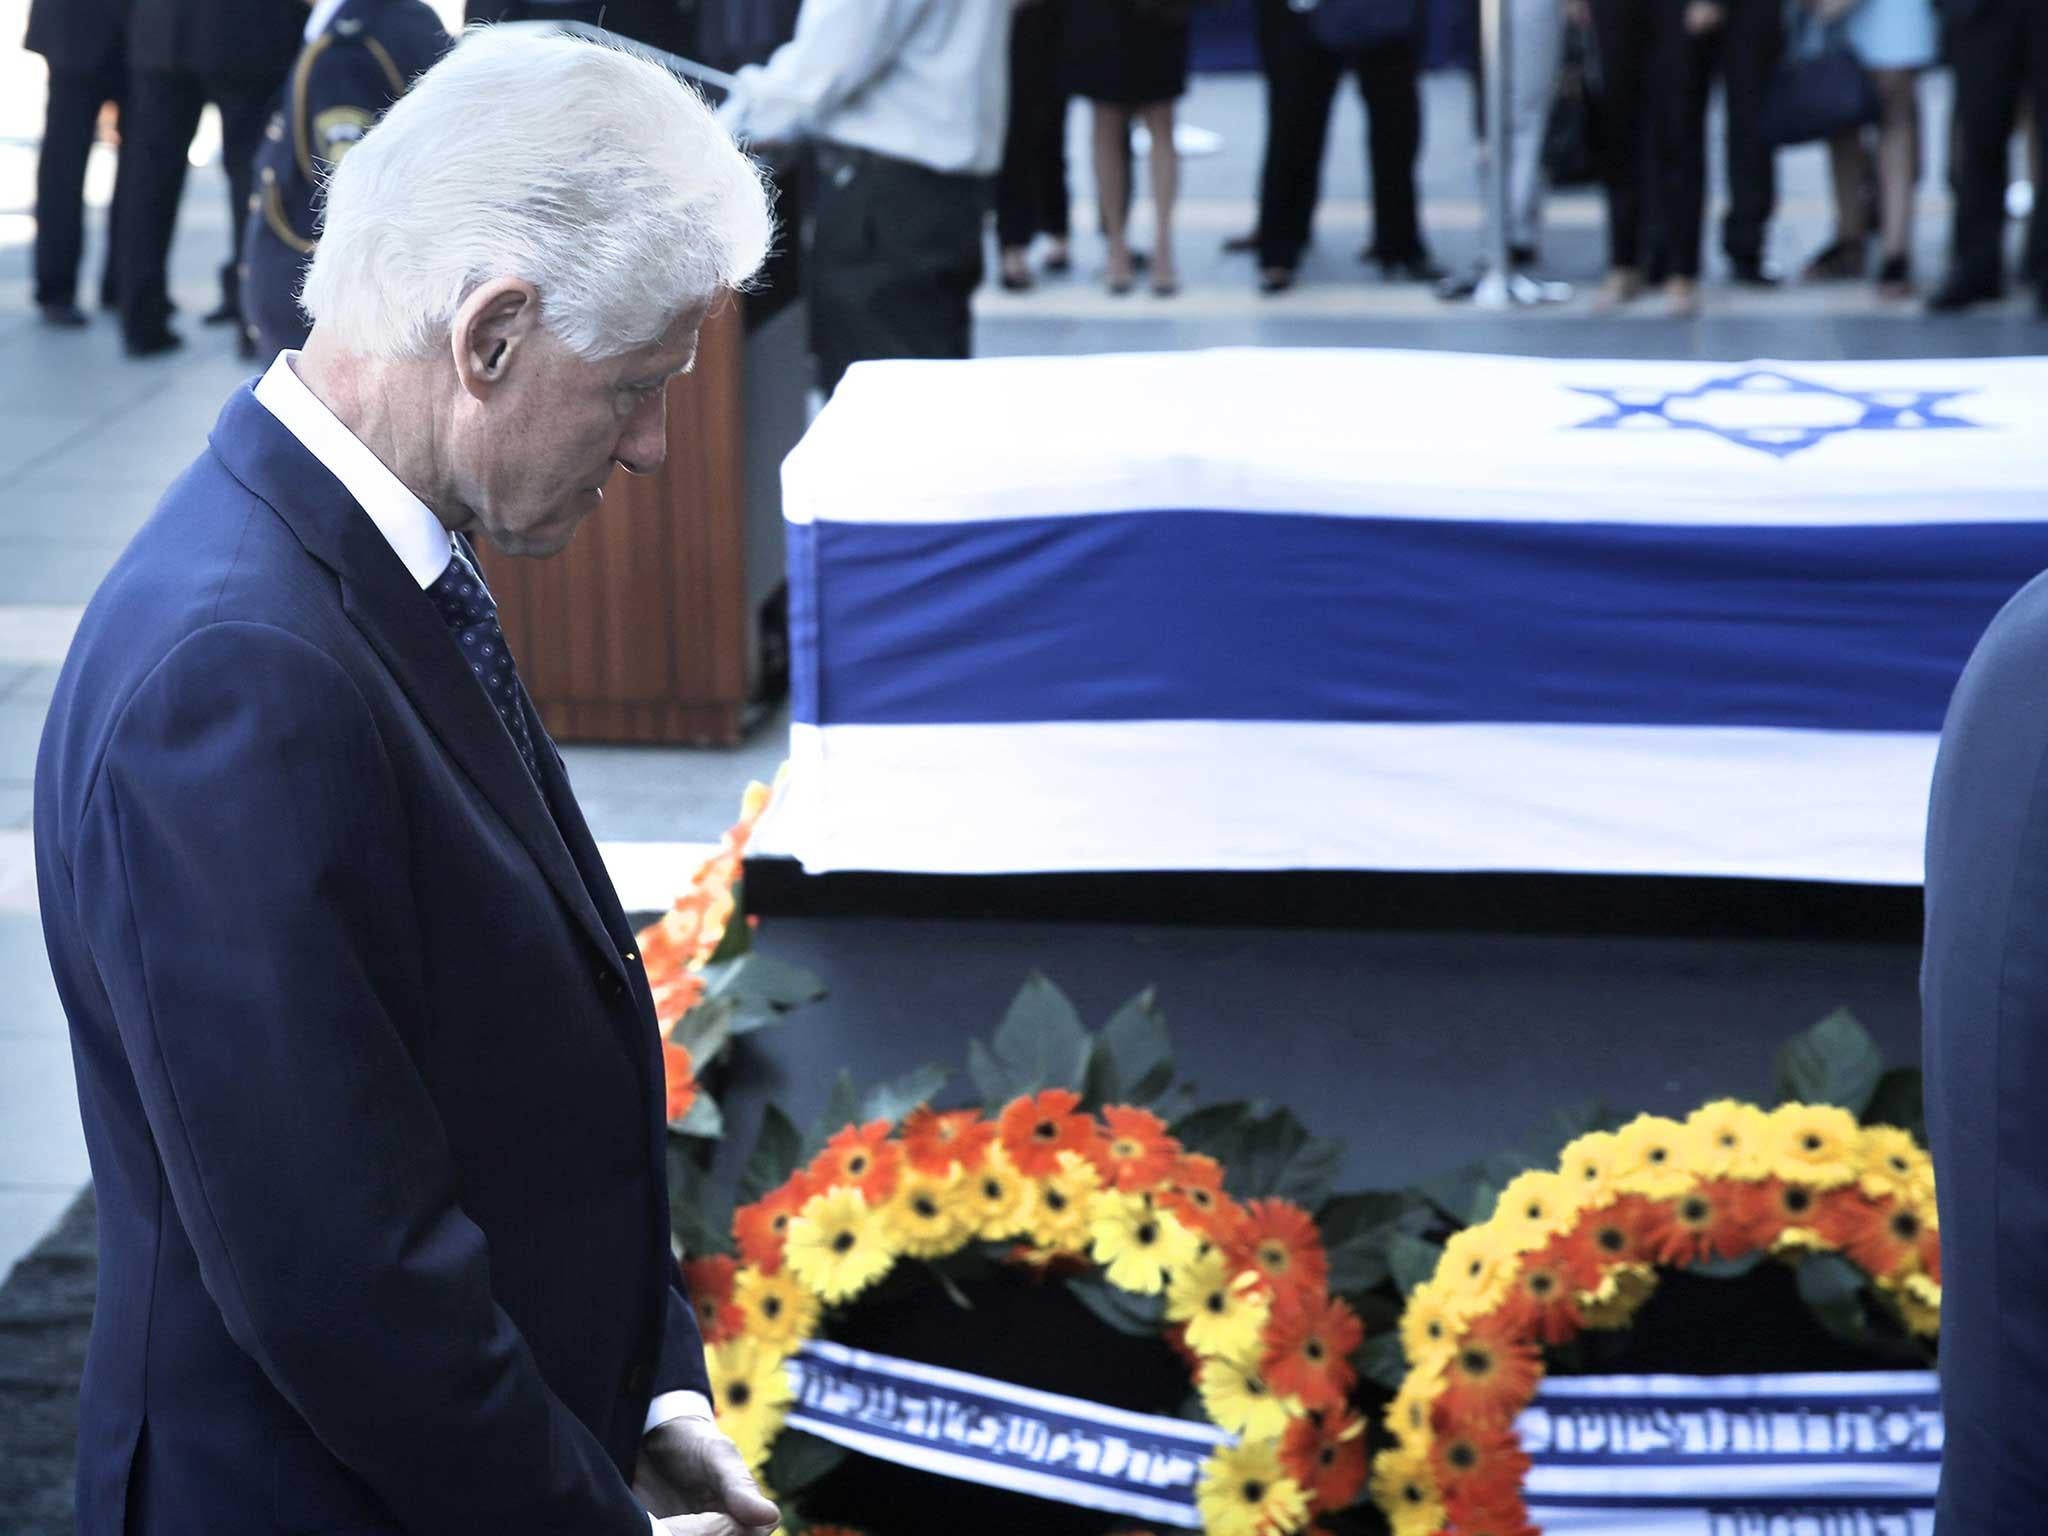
[679,982,1378,1536]
[1368,1099,1942,1536]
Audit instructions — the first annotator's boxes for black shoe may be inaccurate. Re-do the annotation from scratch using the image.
[1259,266,1297,295]
[237,328,260,361]
[1222,230,1260,255]
[40,302,90,328]
[202,297,240,326]
[1729,256,1780,288]
[1876,254,1914,301]
[1802,237,1869,283]
[1374,251,1446,283]
[1926,276,2003,313]
[1508,243,1538,269]
[124,326,184,358]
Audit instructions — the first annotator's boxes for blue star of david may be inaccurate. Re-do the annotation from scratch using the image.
[1568,367,1981,459]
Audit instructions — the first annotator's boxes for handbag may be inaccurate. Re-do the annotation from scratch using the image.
[1541,26,1604,188]
[1757,16,1881,148]
[1289,0,1421,53]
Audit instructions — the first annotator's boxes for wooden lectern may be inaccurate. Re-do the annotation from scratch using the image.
[478,299,771,748]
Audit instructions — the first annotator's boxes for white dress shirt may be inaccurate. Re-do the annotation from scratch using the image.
[719,0,1012,176]
[252,356,718,1529]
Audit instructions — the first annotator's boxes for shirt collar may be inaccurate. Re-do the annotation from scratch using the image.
[254,351,455,590]
[305,0,349,42]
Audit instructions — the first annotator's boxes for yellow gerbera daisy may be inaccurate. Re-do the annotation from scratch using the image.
[1088,1190,1198,1294]
[1899,1272,1942,1336]
[1197,1357,1296,1441]
[1024,1150,1100,1252]
[706,1335,795,1472]
[1610,1113,1695,1199]
[1436,1223,1518,1312]
[883,1165,973,1259]
[1856,1125,1937,1206]
[1491,1169,1585,1252]
[1558,1129,1623,1201]
[733,1264,820,1351]
[1382,1365,1444,1454]
[1577,1262,1658,1330]
[1687,1100,1773,1180]
[1766,1103,1862,1189]
[1396,1280,1462,1379]
[1370,1442,1445,1536]
[1196,1439,1308,1536]
[784,1185,896,1303]
[1166,1245,1271,1363]
[964,1143,1032,1240]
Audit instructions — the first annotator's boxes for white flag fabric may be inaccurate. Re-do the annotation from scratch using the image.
[754,350,2048,882]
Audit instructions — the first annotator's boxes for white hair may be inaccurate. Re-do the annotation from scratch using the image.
[300,25,773,360]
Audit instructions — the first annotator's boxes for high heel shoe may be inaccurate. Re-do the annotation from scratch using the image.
[1875,254,1914,301]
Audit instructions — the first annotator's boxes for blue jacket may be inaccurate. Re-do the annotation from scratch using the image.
[35,387,708,1535]
[1923,566,2048,1525]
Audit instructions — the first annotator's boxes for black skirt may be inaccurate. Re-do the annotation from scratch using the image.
[1064,0,1192,106]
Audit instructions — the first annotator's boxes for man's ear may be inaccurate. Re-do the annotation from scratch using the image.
[452,278,541,399]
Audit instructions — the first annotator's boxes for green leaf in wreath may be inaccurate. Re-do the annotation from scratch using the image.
[1689,1252,1765,1280]
[670,1092,724,1139]
[1864,1067,1926,1142]
[1064,1274,1166,1337]
[761,1428,847,1502]
[972,973,1092,1108]
[1356,1330,1409,1392]
[1774,1008,1884,1117]
[1317,1190,1435,1295]
[1386,1232,1444,1296]
[666,1139,733,1258]
[671,997,736,1074]
[738,1103,805,1207]
[705,953,826,1012]
[804,1069,863,1157]
[861,1064,952,1127]
[1795,1251,1870,1343]
[1083,987,1173,1108]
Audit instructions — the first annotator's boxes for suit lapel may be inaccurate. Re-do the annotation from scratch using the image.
[209,387,630,994]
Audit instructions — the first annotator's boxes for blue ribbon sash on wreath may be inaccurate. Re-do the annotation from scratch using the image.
[1518,1372,1942,1534]
[783,1339,1233,1528]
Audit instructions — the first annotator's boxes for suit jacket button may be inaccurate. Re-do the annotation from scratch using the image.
[598,967,624,1000]
[626,1363,652,1396]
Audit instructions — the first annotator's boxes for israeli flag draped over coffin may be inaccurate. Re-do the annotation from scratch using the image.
[755,349,2048,882]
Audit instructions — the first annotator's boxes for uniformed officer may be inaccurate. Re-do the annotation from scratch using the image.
[240,0,449,363]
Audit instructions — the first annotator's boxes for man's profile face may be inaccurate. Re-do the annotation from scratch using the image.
[457,303,710,558]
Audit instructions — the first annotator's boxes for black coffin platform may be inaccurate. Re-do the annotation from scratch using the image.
[711,866,1923,1200]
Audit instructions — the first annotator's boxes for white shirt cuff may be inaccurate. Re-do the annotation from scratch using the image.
[643,1388,715,1438]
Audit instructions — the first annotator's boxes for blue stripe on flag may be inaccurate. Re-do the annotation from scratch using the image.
[788,512,2048,730]
[1527,1493,1935,1510]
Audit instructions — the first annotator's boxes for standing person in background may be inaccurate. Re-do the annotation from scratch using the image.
[460,1,688,52]
[1576,0,1725,317]
[1927,0,2048,313]
[719,0,1012,395]
[1711,0,1784,285]
[119,0,301,357]
[1466,0,1564,276]
[24,0,129,329]
[1067,0,1191,295]
[996,0,1072,291]
[239,0,451,363]
[1251,0,1438,295]
[1800,0,1935,299]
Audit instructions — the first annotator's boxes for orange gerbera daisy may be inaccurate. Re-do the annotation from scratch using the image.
[998,1089,1101,1178]
[1261,1290,1362,1410]
[1919,1222,1941,1285]
[1730,1178,1822,1246]
[1280,1409,1368,1511]
[1642,1179,1759,1268]
[733,1168,818,1275]
[1159,1152,1244,1239]
[1493,1246,1584,1347]
[1095,1105,1183,1191]
[808,1120,902,1205]
[900,1104,997,1177]
[682,1254,739,1346]
[1825,1194,1929,1281]
[662,1040,699,1124]
[651,970,707,1033]
[1230,1198,1330,1301]
[1557,1193,1657,1275]
[1437,1315,1544,1428]
[1429,1419,1532,1511]
[1442,1489,1541,1536]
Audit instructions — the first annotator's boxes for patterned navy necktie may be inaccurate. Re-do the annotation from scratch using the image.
[426,544,541,785]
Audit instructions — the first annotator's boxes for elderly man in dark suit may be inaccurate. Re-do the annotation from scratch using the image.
[1924,569,2048,1521]
[117,0,303,356]
[37,28,777,1535]
[24,0,128,327]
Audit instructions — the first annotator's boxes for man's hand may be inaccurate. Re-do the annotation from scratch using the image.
[1684,0,1726,33]
[636,1416,779,1536]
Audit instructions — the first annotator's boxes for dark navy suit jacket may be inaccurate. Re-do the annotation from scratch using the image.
[35,387,709,1535]
[1923,568,2048,1526]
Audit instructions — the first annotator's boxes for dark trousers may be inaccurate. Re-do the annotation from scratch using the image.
[1946,0,2048,292]
[1588,0,1712,278]
[1254,0,1425,270]
[809,146,985,397]
[1715,0,1780,266]
[34,65,126,310]
[996,0,1070,250]
[117,68,272,341]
